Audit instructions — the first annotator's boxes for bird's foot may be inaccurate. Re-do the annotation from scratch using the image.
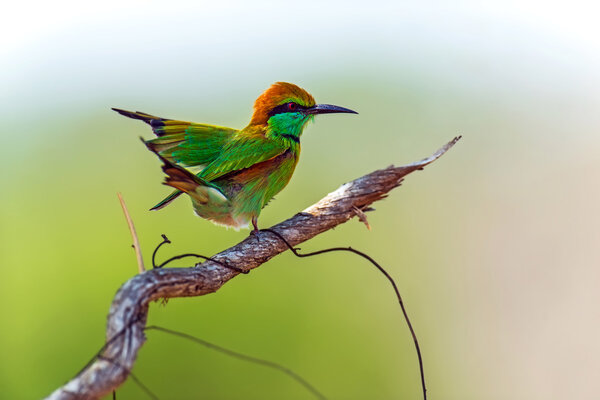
[249,217,261,241]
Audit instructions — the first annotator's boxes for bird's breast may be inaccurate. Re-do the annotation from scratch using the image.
[214,150,299,211]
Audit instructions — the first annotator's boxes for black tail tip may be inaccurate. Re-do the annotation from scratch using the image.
[112,107,139,120]
[112,108,152,122]
[111,107,127,115]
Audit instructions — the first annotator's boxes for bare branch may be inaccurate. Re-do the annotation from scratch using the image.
[117,193,145,273]
[45,137,461,400]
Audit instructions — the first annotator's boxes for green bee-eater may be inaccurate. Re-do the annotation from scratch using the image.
[113,82,357,232]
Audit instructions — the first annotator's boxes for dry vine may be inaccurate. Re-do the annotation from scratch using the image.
[46,137,460,400]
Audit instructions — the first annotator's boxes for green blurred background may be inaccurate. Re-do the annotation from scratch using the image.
[2,1,599,399]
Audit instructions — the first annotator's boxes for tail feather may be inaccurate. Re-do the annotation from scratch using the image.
[161,160,202,191]
[155,154,227,205]
[111,108,174,137]
[150,190,183,211]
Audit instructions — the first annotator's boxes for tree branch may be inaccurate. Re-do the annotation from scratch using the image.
[45,137,460,400]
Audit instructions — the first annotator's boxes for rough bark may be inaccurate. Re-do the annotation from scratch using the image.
[46,137,460,400]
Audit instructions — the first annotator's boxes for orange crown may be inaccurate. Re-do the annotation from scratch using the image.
[249,82,316,125]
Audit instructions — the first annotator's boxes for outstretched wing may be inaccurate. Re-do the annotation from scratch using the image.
[113,108,237,209]
[145,122,236,168]
[112,108,236,168]
[199,134,289,182]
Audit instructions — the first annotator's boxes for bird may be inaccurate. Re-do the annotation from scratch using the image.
[112,82,357,233]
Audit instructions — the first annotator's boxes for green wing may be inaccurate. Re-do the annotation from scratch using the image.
[146,122,239,210]
[113,108,241,210]
[112,108,235,168]
[145,121,237,168]
[199,134,288,182]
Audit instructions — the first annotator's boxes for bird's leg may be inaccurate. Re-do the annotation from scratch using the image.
[249,217,262,242]
[251,217,259,235]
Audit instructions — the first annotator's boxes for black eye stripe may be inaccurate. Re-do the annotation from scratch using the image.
[268,102,308,117]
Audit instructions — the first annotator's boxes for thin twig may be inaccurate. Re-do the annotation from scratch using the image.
[151,234,248,273]
[352,205,371,230]
[118,193,145,273]
[146,325,327,400]
[76,318,324,400]
[260,228,427,400]
[151,234,171,269]
[97,356,159,400]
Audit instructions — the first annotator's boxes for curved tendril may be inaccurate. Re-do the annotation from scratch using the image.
[259,228,427,400]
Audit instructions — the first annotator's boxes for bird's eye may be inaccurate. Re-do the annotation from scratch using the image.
[287,102,297,111]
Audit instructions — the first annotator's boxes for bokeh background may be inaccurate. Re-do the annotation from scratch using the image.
[2,1,599,399]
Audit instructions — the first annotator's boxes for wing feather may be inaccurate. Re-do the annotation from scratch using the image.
[199,134,288,182]
[145,122,236,167]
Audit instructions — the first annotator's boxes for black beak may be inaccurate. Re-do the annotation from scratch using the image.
[306,104,358,115]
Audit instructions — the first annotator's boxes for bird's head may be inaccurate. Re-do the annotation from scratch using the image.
[249,82,357,140]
